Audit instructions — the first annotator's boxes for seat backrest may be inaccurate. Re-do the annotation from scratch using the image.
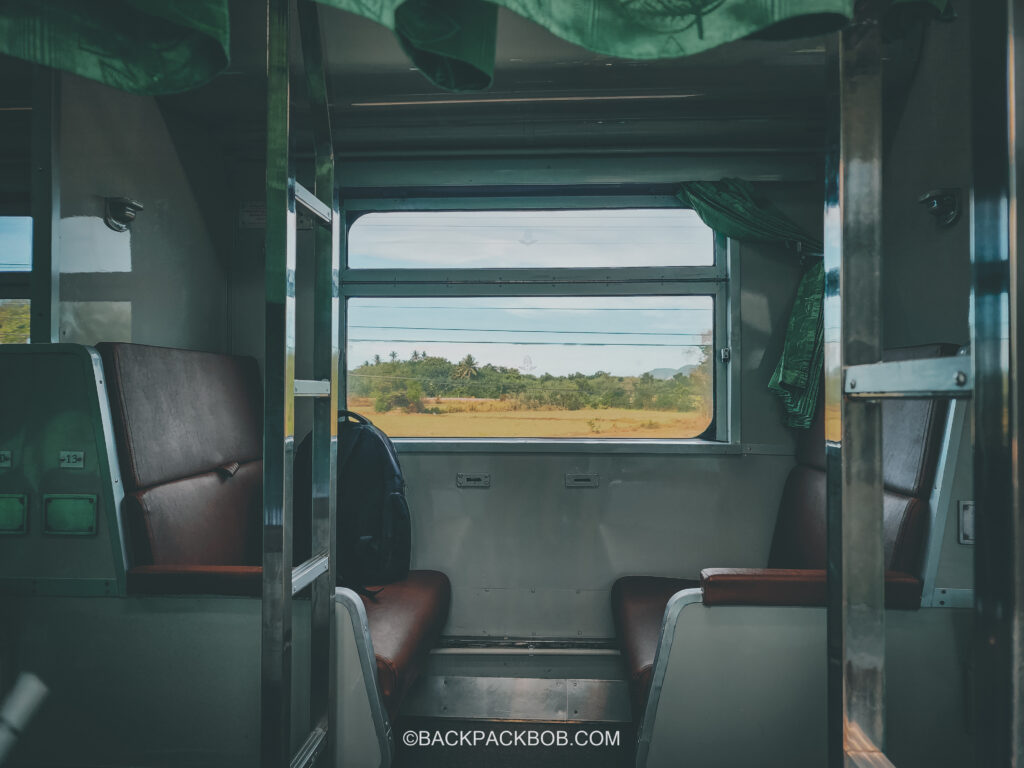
[767,344,957,575]
[97,343,263,567]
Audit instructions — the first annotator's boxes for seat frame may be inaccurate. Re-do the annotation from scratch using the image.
[631,398,971,768]
[334,588,395,768]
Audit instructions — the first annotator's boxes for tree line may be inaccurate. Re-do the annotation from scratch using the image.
[348,349,712,414]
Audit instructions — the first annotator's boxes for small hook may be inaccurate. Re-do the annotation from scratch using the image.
[917,189,960,228]
[103,197,144,233]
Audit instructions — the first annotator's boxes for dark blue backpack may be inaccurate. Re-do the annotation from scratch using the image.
[294,410,411,588]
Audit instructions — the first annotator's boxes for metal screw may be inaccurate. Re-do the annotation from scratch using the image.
[954,370,968,386]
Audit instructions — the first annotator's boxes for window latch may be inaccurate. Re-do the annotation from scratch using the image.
[719,348,732,364]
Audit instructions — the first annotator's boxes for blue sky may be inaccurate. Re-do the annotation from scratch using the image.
[347,296,714,378]
[346,210,714,378]
[0,217,32,271]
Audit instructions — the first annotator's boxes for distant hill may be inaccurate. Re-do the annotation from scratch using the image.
[646,364,698,380]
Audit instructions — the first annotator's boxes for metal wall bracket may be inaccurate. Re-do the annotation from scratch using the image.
[844,356,972,398]
[917,188,961,227]
[103,197,144,233]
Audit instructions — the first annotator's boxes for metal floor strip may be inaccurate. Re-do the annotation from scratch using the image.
[400,676,632,723]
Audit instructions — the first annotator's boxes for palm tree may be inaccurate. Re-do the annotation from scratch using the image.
[454,354,479,380]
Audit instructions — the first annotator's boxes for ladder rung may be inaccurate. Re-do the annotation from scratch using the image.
[845,356,972,399]
[294,181,332,225]
[290,725,327,768]
[294,379,331,397]
[292,553,329,595]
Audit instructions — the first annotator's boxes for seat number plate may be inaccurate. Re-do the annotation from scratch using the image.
[59,451,85,469]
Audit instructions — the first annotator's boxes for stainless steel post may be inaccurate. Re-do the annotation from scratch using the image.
[261,0,297,763]
[824,16,887,767]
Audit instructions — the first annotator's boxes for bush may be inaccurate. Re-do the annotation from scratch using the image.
[374,391,409,412]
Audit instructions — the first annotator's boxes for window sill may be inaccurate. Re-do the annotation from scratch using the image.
[391,438,793,456]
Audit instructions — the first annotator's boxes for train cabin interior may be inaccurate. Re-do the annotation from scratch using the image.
[0,1,1020,767]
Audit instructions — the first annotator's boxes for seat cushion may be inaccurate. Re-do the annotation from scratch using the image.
[611,575,699,717]
[361,570,451,718]
[127,565,262,596]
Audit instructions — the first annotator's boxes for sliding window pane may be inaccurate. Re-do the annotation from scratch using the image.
[0,217,32,271]
[346,296,713,439]
[348,209,713,269]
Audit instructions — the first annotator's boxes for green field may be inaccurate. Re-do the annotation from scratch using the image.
[348,396,711,438]
[0,299,30,344]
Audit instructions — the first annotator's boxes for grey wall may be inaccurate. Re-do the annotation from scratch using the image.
[881,11,975,587]
[57,75,228,352]
[882,11,972,349]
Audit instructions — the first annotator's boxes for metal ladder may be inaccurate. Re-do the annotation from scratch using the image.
[825,3,1021,766]
[262,1,340,766]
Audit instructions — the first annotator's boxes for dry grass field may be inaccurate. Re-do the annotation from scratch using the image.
[346,396,711,438]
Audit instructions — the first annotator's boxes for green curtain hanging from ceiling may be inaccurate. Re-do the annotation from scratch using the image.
[0,0,948,95]
[317,0,949,92]
[0,0,229,95]
[678,179,824,429]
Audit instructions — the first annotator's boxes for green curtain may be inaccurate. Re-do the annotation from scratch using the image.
[768,260,824,429]
[0,0,949,95]
[678,178,824,428]
[0,0,229,95]
[318,0,949,92]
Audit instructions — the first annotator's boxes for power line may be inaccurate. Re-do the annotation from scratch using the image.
[350,304,711,312]
[350,324,708,338]
[348,338,705,347]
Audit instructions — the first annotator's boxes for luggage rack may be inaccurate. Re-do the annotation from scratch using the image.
[262,1,340,766]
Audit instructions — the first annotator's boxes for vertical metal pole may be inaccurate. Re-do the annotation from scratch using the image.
[297,0,339,751]
[262,0,296,764]
[822,33,844,768]
[824,16,887,767]
[30,67,59,343]
[970,0,1023,763]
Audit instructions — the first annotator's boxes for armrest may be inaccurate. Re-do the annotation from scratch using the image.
[700,568,922,609]
[701,568,825,606]
[127,565,262,596]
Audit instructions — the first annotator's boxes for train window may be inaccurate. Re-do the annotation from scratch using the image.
[343,207,729,441]
[348,209,713,269]
[346,296,714,438]
[0,217,32,344]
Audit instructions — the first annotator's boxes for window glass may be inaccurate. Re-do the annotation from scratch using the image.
[346,296,714,438]
[348,209,713,269]
[0,299,30,344]
[0,217,32,271]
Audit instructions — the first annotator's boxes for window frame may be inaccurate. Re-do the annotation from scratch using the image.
[339,193,740,452]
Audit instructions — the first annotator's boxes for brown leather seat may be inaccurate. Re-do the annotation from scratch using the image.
[97,342,264,595]
[611,576,698,715]
[99,343,452,717]
[611,343,957,719]
[361,570,451,719]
